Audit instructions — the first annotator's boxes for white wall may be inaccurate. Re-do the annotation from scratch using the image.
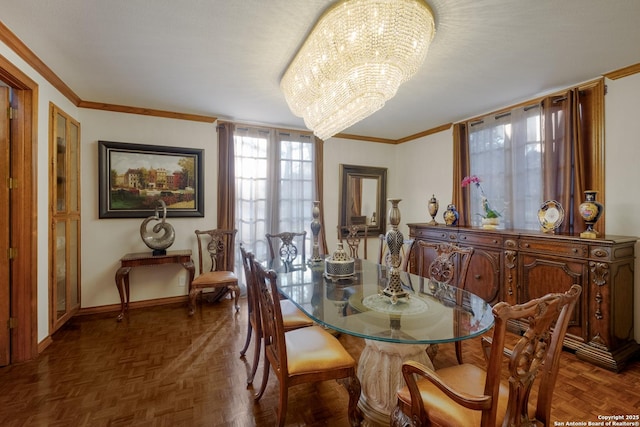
[323,137,397,260]
[604,73,640,341]
[393,130,454,231]
[322,133,454,260]
[79,110,219,309]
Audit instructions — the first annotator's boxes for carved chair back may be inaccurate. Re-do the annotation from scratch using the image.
[337,224,368,259]
[266,231,307,271]
[195,228,236,275]
[484,284,582,425]
[239,245,263,384]
[416,241,474,288]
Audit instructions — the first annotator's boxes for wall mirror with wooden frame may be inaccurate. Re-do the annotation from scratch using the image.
[339,164,387,237]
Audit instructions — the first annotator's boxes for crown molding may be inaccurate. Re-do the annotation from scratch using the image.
[78,101,217,123]
[603,63,640,80]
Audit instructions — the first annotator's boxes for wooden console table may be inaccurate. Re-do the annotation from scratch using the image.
[115,250,195,321]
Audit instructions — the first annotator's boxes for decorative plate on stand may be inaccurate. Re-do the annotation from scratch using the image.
[538,200,564,233]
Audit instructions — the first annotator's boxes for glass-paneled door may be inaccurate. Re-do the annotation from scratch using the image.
[49,104,81,333]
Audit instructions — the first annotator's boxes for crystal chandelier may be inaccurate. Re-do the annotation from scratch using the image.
[280,0,435,140]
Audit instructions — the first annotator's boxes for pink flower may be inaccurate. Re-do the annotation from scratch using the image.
[461,175,501,218]
[461,175,481,187]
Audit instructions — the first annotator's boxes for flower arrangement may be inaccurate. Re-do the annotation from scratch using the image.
[461,175,501,219]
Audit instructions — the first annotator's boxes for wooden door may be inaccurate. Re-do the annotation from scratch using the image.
[0,87,10,366]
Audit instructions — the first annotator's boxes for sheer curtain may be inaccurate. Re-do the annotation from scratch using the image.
[276,131,315,239]
[466,104,542,230]
[234,126,317,264]
[234,127,271,263]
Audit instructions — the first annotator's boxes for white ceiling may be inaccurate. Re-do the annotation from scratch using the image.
[1,0,639,141]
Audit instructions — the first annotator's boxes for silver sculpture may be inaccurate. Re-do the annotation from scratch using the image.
[140,200,175,255]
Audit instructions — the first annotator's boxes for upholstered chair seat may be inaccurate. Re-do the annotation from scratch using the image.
[284,325,356,375]
[280,300,315,330]
[395,362,533,426]
[191,270,237,288]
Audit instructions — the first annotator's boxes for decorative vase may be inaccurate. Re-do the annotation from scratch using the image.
[481,217,499,230]
[427,194,439,225]
[309,201,323,263]
[382,198,408,303]
[578,190,604,238]
[443,204,459,226]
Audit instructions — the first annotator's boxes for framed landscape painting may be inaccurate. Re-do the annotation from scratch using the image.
[98,140,204,218]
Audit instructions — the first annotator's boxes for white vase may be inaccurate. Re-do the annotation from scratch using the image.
[481,217,499,230]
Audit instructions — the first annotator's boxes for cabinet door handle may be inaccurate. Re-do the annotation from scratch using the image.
[474,274,481,280]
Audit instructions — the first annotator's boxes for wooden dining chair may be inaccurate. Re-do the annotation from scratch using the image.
[416,241,474,288]
[377,234,415,272]
[338,224,368,259]
[416,241,474,363]
[391,284,582,427]
[252,258,362,427]
[238,245,313,385]
[266,231,307,272]
[189,228,240,315]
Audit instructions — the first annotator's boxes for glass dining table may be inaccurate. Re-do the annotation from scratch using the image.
[276,258,495,426]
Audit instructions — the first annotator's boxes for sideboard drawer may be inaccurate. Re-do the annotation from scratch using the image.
[518,238,588,258]
[410,227,454,242]
[458,232,502,248]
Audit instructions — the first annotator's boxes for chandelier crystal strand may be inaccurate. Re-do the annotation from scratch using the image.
[281,0,435,140]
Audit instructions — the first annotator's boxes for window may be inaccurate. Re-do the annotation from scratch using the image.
[459,79,604,234]
[234,127,316,263]
[468,105,542,230]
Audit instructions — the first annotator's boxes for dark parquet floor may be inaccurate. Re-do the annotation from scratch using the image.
[1,295,639,426]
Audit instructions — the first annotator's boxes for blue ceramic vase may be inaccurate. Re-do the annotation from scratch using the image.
[443,204,459,226]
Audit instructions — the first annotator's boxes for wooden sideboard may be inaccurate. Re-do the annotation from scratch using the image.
[407,223,639,371]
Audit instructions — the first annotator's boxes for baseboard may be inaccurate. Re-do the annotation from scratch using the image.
[78,295,189,316]
[37,335,53,354]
